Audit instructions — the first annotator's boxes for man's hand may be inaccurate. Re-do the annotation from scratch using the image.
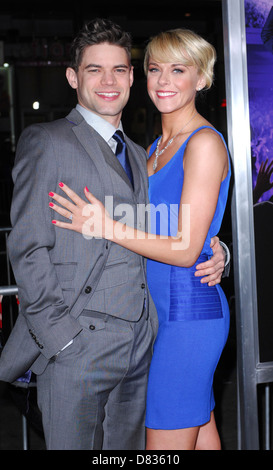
[194,236,225,286]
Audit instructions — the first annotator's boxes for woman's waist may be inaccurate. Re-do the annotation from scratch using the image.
[169,257,223,321]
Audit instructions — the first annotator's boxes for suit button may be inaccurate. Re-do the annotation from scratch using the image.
[141,283,145,289]
[85,286,92,294]
[89,324,95,330]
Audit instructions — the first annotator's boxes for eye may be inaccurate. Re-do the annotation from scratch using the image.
[148,67,159,73]
[173,68,184,74]
[88,68,100,73]
[115,67,127,74]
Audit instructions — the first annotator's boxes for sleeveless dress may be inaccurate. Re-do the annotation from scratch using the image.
[145,126,231,430]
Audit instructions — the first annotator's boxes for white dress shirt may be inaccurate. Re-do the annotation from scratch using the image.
[76,104,124,153]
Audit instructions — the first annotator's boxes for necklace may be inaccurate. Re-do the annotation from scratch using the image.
[153,112,198,171]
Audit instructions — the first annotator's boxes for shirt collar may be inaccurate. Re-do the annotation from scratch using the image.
[76,104,123,143]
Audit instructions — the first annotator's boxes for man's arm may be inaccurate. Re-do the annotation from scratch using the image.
[194,236,230,286]
[7,125,81,360]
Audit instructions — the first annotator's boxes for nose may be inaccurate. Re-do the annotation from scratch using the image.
[101,70,116,85]
[158,70,170,86]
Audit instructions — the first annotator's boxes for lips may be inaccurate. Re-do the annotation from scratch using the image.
[96,92,120,100]
[156,91,177,98]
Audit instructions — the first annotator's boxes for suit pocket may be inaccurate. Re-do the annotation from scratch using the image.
[106,243,128,262]
[78,312,107,332]
[53,262,77,283]
[95,262,128,291]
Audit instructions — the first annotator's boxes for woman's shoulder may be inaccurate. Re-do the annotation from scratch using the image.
[184,121,228,171]
[187,122,225,151]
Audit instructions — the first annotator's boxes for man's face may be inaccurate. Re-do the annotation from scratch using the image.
[66,42,134,127]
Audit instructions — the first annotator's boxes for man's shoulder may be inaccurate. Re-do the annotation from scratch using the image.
[19,112,79,143]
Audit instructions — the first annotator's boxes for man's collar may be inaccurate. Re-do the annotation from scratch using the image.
[76,104,123,143]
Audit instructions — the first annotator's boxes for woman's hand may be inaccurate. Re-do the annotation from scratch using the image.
[49,182,111,239]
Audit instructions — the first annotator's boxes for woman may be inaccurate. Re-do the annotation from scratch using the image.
[49,29,231,450]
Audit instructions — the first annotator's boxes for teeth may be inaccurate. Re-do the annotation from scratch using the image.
[157,92,176,97]
[97,92,119,97]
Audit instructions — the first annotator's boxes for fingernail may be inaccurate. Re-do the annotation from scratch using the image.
[49,202,54,207]
[52,220,57,224]
[59,182,64,187]
[49,192,54,197]
[85,186,89,192]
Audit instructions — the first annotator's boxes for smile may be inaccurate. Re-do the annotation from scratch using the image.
[156,91,177,98]
[96,92,120,99]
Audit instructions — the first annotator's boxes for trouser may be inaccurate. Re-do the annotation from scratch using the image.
[36,308,155,450]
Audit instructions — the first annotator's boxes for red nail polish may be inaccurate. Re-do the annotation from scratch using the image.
[52,220,56,224]
[49,192,54,197]
[59,182,64,187]
[85,186,89,192]
[49,202,54,207]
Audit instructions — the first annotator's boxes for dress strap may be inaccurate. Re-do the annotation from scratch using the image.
[148,126,230,166]
[183,126,220,146]
[183,126,230,171]
[149,126,224,156]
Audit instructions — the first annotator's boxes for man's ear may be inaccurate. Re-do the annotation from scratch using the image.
[66,67,78,89]
[129,65,134,88]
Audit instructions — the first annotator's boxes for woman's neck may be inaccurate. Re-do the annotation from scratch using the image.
[160,107,198,142]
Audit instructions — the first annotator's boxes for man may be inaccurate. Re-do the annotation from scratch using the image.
[0,19,227,450]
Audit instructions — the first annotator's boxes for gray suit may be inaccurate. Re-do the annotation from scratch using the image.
[0,108,158,449]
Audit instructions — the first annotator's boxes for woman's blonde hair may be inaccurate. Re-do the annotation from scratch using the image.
[144,29,216,90]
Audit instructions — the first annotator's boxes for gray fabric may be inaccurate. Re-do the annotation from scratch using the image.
[37,310,155,449]
[0,109,158,449]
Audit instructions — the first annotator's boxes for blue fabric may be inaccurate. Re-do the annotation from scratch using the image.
[169,257,222,322]
[145,127,231,429]
[113,130,134,188]
[16,369,32,384]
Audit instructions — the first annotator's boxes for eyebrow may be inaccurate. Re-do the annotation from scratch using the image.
[148,61,187,67]
[84,63,130,70]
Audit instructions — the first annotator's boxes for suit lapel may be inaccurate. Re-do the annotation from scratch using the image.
[96,133,132,187]
[66,109,146,195]
[67,109,133,190]
[126,137,148,201]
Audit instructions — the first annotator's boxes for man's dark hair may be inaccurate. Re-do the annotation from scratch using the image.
[69,18,132,71]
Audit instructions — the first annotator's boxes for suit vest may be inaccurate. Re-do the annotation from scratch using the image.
[83,134,148,322]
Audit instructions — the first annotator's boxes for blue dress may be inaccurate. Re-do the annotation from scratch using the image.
[145,126,231,430]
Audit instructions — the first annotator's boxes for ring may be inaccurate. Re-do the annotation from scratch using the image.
[69,214,73,221]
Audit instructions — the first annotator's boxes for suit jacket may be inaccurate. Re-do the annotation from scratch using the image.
[0,108,157,383]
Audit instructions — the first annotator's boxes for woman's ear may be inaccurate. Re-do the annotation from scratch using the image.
[196,75,207,91]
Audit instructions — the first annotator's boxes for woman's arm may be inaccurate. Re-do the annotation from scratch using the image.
[50,129,228,268]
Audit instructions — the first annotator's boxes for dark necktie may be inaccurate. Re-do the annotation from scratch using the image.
[113,130,134,188]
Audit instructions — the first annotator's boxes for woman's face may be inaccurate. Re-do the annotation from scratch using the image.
[147,58,205,114]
